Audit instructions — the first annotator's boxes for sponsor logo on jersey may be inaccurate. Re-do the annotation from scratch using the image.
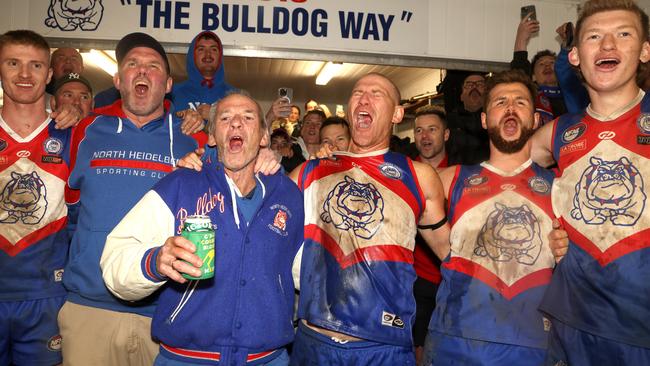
[561,123,586,143]
[636,113,650,134]
[268,204,291,236]
[597,131,616,140]
[559,140,586,156]
[47,335,62,351]
[0,156,7,165]
[54,269,64,282]
[528,176,551,195]
[378,162,402,179]
[16,150,31,158]
[43,137,63,155]
[543,317,551,332]
[638,135,650,145]
[500,184,516,191]
[0,138,7,152]
[381,311,405,329]
[42,155,63,164]
[465,174,488,187]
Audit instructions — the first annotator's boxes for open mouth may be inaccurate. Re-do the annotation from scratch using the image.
[469,89,481,97]
[134,81,149,96]
[595,58,620,70]
[502,117,519,136]
[229,136,243,151]
[356,111,372,128]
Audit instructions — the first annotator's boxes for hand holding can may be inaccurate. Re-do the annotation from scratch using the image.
[181,215,215,280]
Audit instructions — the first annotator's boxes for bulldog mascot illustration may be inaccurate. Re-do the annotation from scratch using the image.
[45,0,104,31]
[474,203,542,265]
[321,175,384,240]
[0,171,48,225]
[572,156,646,226]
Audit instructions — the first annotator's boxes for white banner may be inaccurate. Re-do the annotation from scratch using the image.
[3,0,579,65]
[31,0,428,55]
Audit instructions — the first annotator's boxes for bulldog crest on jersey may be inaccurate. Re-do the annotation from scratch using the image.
[321,175,384,239]
[0,171,48,225]
[571,156,646,226]
[474,203,542,265]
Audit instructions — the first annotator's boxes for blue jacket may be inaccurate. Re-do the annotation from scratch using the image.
[64,100,198,316]
[101,163,304,365]
[171,31,235,112]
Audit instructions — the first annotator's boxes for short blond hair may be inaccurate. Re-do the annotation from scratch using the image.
[575,0,649,44]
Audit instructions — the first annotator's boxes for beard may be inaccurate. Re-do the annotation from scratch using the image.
[487,123,535,154]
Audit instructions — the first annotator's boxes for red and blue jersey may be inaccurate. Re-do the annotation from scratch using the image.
[0,117,71,301]
[430,161,555,349]
[296,150,424,347]
[540,92,650,348]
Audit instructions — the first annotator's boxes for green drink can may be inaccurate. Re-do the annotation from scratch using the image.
[181,215,215,280]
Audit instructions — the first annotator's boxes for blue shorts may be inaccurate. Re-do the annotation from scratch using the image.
[290,322,414,366]
[546,318,650,366]
[0,296,65,366]
[422,330,546,366]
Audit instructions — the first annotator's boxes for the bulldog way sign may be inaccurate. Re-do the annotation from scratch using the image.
[1,0,578,64]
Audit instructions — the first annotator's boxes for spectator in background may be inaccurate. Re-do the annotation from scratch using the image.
[445,74,490,165]
[172,31,235,121]
[288,105,301,131]
[411,105,448,364]
[305,99,319,112]
[296,109,325,159]
[47,47,84,95]
[319,104,332,118]
[319,116,350,152]
[50,72,94,119]
[413,105,449,170]
[555,22,591,113]
[271,128,304,173]
[511,13,567,124]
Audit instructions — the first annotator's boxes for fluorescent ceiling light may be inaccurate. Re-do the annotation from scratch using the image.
[82,50,117,76]
[316,62,343,85]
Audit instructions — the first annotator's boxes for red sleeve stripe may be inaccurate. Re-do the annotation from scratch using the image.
[90,159,173,173]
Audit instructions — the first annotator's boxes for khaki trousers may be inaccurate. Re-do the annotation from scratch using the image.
[58,301,159,366]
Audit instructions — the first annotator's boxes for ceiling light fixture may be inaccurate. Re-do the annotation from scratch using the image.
[82,50,117,76]
[316,62,343,86]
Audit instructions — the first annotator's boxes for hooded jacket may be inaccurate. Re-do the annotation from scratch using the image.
[63,100,198,316]
[171,31,235,112]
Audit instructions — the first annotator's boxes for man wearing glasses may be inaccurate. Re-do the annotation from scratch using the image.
[446,74,489,165]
